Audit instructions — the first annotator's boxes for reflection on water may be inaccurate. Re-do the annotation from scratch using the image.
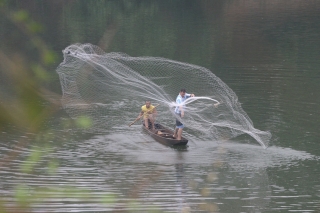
[1,128,318,212]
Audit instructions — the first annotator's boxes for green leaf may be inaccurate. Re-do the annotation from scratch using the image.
[76,116,93,129]
[12,10,29,22]
[0,200,6,213]
[47,160,59,175]
[15,185,30,206]
[0,0,6,7]
[21,148,42,173]
[101,194,116,205]
[42,50,57,65]
[31,64,50,81]
[27,21,43,33]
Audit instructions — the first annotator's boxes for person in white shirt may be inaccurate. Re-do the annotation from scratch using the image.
[173,89,195,140]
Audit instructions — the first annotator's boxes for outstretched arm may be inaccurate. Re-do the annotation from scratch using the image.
[186,93,195,98]
[129,111,143,127]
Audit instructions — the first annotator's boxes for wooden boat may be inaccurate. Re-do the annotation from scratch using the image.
[143,123,188,146]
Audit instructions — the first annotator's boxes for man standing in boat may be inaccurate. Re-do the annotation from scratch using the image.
[173,89,195,140]
[137,101,157,130]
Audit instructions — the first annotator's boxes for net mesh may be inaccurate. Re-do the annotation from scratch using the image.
[56,43,271,148]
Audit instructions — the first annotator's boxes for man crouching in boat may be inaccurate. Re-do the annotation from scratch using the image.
[137,101,157,130]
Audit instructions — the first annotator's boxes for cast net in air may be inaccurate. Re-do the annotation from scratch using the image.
[56,43,271,148]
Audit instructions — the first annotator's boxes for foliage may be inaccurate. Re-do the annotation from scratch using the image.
[0,2,172,212]
[0,2,110,212]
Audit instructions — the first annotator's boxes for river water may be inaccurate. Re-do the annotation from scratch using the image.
[1,1,320,212]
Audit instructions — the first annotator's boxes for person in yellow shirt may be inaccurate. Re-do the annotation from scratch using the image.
[137,101,157,130]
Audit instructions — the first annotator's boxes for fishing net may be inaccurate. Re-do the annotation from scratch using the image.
[56,43,271,148]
